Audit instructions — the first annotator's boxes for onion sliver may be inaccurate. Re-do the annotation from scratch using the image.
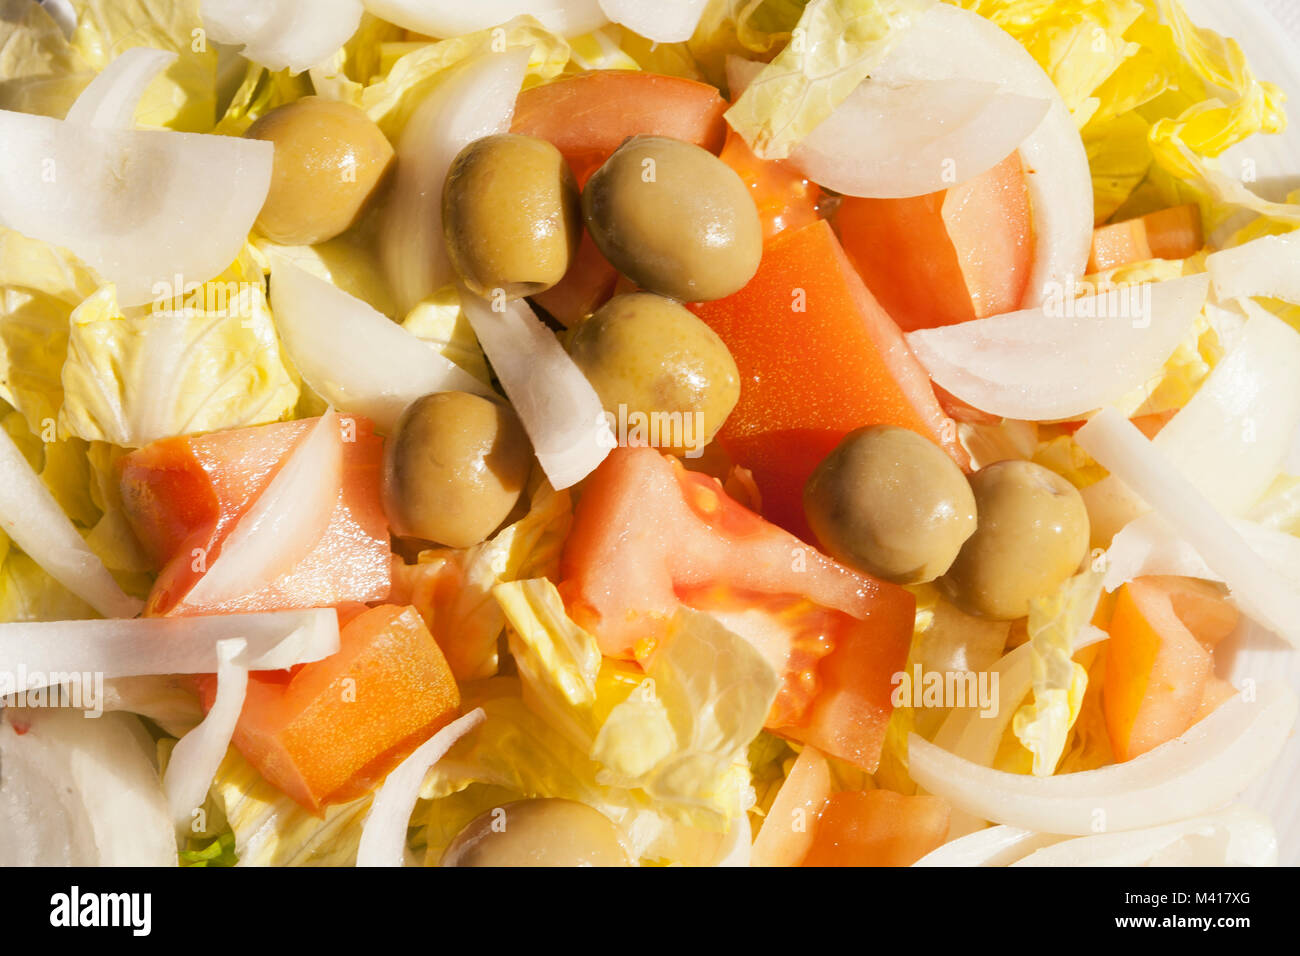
[1103,511,1300,596]
[381,50,528,314]
[462,293,614,489]
[179,411,343,611]
[1076,408,1300,647]
[600,0,710,44]
[64,48,178,129]
[360,0,607,38]
[712,817,753,867]
[163,638,248,828]
[1083,302,1300,537]
[1207,232,1300,305]
[726,56,1049,200]
[869,3,1093,306]
[797,79,1048,200]
[0,609,339,682]
[0,107,273,307]
[0,710,176,866]
[356,708,486,867]
[913,825,1064,867]
[906,275,1209,421]
[270,258,492,431]
[909,681,1298,835]
[0,426,142,619]
[202,0,364,74]
[1011,806,1278,867]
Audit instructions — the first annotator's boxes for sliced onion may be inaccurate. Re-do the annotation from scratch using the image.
[600,0,709,44]
[163,638,248,828]
[0,609,339,680]
[913,825,1064,867]
[869,3,1093,304]
[270,257,492,431]
[909,681,1297,835]
[357,708,486,867]
[713,816,753,867]
[361,0,608,38]
[0,709,176,866]
[64,48,178,129]
[1206,232,1300,305]
[1103,511,1300,596]
[0,426,142,619]
[1085,301,1300,539]
[728,56,1050,201]
[906,275,1209,421]
[1077,408,1300,648]
[178,411,343,611]
[1012,806,1278,867]
[0,100,272,307]
[202,0,364,74]
[461,293,614,489]
[381,50,528,315]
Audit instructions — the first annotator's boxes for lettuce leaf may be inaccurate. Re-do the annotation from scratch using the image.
[725,0,930,159]
[59,282,298,447]
[689,0,811,87]
[0,0,94,117]
[0,531,97,623]
[1011,569,1103,776]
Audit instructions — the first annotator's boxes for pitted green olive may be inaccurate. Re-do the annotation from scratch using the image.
[382,391,532,549]
[803,426,977,584]
[245,97,394,245]
[440,798,631,867]
[581,135,762,302]
[442,133,580,299]
[566,293,740,456]
[940,459,1091,620]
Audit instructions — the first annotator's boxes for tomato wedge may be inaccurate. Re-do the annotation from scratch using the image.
[119,415,391,616]
[560,446,913,770]
[800,790,950,867]
[835,152,1032,333]
[1102,576,1238,762]
[510,71,729,187]
[717,128,822,242]
[200,604,460,812]
[688,219,965,540]
[1088,204,1203,273]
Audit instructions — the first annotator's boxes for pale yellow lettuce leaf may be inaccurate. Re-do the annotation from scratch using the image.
[0,0,94,117]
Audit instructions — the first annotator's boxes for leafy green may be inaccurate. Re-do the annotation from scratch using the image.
[0,0,94,117]
[1011,569,1103,776]
[59,282,298,448]
[725,0,929,159]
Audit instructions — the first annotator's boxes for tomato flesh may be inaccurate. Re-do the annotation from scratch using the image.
[800,790,950,867]
[688,219,965,540]
[119,415,391,616]
[559,446,913,770]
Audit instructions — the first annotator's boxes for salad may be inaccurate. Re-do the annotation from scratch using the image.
[0,0,1297,869]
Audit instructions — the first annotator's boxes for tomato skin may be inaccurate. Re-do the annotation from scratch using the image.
[688,219,965,540]
[119,416,391,616]
[199,605,460,812]
[559,446,913,770]
[510,71,728,187]
[800,790,950,867]
[835,152,1032,333]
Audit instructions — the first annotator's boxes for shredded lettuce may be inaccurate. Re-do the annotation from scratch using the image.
[59,282,298,448]
[725,0,929,159]
[1011,569,1103,776]
[0,0,94,117]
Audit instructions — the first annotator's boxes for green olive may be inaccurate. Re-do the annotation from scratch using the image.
[245,96,394,245]
[940,459,1090,620]
[442,134,580,299]
[440,798,631,867]
[566,293,739,455]
[803,426,977,585]
[582,135,761,302]
[382,392,532,549]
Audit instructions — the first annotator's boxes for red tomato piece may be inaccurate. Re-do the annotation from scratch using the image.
[688,219,966,540]
[119,415,391,616]
[199,605,460,812]
[718,128,823,242]
[559,446,913,770]
[835,152,1033,332]
[800,790,951,867]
